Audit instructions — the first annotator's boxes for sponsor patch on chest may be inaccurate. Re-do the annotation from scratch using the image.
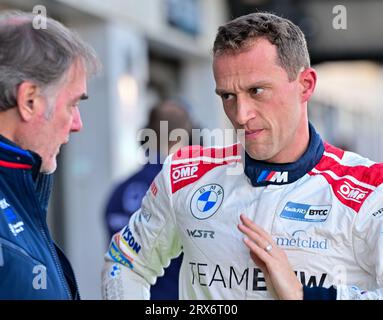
[280,202,331,222]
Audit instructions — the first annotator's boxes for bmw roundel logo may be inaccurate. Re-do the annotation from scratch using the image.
[190,184,224,220]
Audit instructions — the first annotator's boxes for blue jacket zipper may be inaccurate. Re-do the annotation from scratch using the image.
[23,171,73,300]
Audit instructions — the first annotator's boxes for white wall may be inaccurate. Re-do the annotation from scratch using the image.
[61,20,110,300]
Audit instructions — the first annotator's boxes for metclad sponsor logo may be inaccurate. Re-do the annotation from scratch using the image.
[275,230,329,250]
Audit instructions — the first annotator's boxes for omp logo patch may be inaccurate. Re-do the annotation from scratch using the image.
[337,181,368,203]
[280,202,331,222]
[172,164,199,183]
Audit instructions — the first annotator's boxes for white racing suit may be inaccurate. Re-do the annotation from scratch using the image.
[102,125,383,300]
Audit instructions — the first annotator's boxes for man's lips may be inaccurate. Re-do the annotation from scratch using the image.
[245,129,264,139]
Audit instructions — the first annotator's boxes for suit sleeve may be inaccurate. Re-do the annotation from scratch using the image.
[102,156,182,299]
[336,184,383,300]
[104,179,148,237]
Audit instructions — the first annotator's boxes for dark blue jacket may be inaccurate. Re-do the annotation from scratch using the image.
[0,135,79,299]
[105,159,182,300]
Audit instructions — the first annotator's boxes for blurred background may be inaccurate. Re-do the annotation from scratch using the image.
[1,0,383,299]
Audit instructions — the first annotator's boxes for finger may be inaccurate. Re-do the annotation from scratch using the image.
[243,237,274,265]
[240,214,274,243]
[250,251,267,271]
[238,223,272,253]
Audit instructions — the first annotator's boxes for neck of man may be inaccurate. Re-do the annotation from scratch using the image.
[0,108,20,144]
[268,111,310,164]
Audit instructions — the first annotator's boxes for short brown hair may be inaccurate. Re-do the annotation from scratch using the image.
[213,12,310,81]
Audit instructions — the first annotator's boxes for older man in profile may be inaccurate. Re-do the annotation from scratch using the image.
[0,10,100,299]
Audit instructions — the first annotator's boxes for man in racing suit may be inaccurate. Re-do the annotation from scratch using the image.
[102,12,383,299]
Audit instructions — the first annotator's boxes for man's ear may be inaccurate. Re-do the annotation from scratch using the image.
[299,68,317,103]
[16,81,44,121]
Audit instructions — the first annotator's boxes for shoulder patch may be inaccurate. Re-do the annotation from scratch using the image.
[310,143,383,212]
[170,144,241,193]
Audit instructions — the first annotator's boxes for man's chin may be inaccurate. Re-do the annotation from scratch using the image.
[245,146,272,162]
[40,161,57,174]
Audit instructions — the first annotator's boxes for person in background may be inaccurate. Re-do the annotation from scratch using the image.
[104,99,193,299]
[0,10,100,299]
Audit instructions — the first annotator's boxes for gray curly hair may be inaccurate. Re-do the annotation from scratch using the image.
[0,10,101,112]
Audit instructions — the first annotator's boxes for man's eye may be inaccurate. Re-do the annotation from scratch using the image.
[250,88,264,95]
[221,93,235,101]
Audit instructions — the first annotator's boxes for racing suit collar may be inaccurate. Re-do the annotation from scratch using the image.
[244,123,324,186]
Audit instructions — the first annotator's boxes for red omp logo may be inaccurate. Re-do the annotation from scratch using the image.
[172,164,199,183]
[337,181,369,203]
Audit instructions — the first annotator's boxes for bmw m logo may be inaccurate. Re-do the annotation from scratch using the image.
[190,184,224,220]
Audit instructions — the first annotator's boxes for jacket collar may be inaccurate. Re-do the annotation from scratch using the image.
[0,134,42,179]
[0,135,53,214]
[244,123,324,186]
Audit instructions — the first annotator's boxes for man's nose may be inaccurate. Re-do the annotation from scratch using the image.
[71,107,83,132]
[236,96,256,126]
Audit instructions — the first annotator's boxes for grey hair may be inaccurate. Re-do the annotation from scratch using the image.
[213,12,310,81]
[0,10,101,112]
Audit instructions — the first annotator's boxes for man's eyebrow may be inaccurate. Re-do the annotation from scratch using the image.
[71,93,88,104]
[215,89,227,95]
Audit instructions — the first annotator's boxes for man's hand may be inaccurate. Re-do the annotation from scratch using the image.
[238,214,303,300]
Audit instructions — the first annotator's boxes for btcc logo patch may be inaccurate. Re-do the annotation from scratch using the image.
[280,202,331,222]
